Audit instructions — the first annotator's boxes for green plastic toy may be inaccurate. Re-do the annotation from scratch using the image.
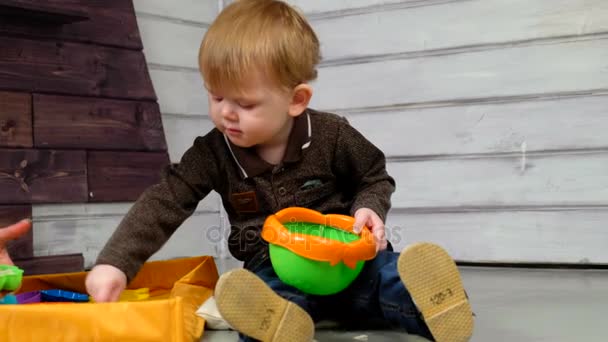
[262,207,377,295]
[0,265,24,292]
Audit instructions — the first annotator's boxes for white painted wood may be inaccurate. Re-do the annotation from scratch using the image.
[162,115,215,162]
[150,68,208,116]
[465,267,608,342]
[34,199,219,220]
[133,0,218,24]
[137,16,206,69]
[33,211,221,269]
[387,151,608,208]
[314,0,608,61]
[311,39,608,110]
[345,95,608,157]
[386,209,608,264]
[286,0,406,14]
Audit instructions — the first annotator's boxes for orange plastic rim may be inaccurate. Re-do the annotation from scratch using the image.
[261,207,376,268]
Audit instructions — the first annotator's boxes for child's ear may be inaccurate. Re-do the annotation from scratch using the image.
[288,84,313,117]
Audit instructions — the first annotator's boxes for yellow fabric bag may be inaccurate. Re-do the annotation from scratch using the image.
[1,256,218,342]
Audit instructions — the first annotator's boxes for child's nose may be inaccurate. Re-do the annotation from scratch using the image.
[221,104,238,121]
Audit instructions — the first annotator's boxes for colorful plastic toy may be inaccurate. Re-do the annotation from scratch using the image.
[41,289,89,303]
[16,291,41,304]
[261,207,377,295]
[119,288,150,302]
[0,265,24,292]
[0,294,17,304]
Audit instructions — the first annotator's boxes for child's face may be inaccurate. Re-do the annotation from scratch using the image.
[207,70,298,148]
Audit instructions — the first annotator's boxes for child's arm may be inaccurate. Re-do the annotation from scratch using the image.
[332,118,396,247]
[94,136,219,283]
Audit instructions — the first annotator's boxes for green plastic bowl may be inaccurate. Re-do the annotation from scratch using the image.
[268,222,365,295]
[0,265,24,292]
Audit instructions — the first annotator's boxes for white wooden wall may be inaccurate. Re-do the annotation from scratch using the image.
[34,0,608,269]
[33,1,223,269]
[295,0,608,265]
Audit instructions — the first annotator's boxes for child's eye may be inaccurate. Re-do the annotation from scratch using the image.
[240,103,256,110]
[212,96,223,102]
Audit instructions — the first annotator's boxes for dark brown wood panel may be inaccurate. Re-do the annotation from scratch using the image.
[0,149,87,204]
[0,36,155,100]
[0,0,141,49]
[88,151,169,202]
[0,205,33,259]
[34,94,167,151]
[0,0,89,25]
[14,253,84,275]
[0,91,32,148]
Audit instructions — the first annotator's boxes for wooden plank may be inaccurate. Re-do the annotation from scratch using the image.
[136,15,206,68]
[286,0,405,14]
[150,68,207,116]
[0,205,32,259]
[34,94,167,151]
[311,39,608,110]
[34,209,221,268]
[133,0,218,25]
[13,254,84,275]
[347,95,608,157]
[161,114,214,162]
[0,149,87,204]
[385,209,608,264]
[87,151,170,202]
[462,267,608,341]
[0,0,89,24]
[0,37,155,100]
[0,0,142,49]
[313,0,608,61]
[387,151,608,209]
[0,91,32,148]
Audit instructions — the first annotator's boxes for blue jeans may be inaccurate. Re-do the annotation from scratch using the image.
[239,250,435,341]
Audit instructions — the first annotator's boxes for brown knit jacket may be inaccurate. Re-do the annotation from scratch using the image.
[96,109,395,281]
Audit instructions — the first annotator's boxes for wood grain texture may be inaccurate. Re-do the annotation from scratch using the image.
[161,114,214,162]
[13,253,84,275]
[87,151,170,202]
[387,151,608,209]
[0,0,142,49]
[0,91,31,148]
[346,95,608,157]
[286,0,406,14]
[149,68,207,116]
[0,149,87,204]
[0,0,89,25]
[312,0,608,61]
[0,36,155,100]
[311,39,608,111]
[34,94,167,151]
[34,209,221,268]
[386,209,608,264]
[136,15,206,68]
[133,0,218,24]
[0,205,33,259]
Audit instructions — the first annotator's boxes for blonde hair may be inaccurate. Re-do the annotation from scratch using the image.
[199,0,321,92]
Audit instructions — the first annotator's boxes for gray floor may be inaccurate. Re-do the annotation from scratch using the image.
[201,264,608,342]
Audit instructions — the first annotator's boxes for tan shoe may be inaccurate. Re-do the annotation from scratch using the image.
[398,243,474,342]
[214,268,315,342]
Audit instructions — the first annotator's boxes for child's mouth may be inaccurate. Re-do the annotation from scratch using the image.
[226,128,242,135]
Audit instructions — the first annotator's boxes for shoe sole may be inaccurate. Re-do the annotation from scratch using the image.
[398,243,474,342]
[214,269,314,342]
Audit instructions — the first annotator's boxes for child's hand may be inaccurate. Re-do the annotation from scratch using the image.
[353,208,387,252]
[0,219,31,299]
[85,264,127,302]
